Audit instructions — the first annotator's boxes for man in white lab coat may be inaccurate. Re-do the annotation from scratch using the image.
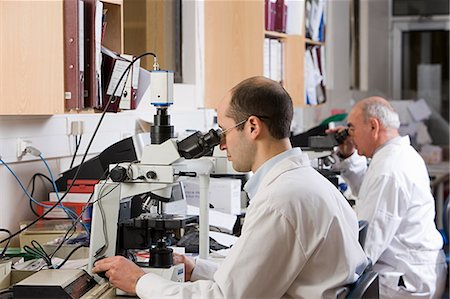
[93,76,369,298]
[331,96,447,298]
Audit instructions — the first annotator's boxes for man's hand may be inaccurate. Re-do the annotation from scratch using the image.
[326,126,355,159]
[92,256,145,294]
[173,253,196,281]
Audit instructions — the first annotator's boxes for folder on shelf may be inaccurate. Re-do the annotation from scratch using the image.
[305,0,325,41]
[270,39,283,83]
[83,0,103,108]
[63,0,85,110]
[265,0,276,31]
[263,38,283,83]
[264,38,271,78]
[100,47,130,112]
[274,0,287,33]
[304,47,326,105]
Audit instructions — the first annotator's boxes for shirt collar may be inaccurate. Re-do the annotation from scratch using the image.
[244,148,300,199]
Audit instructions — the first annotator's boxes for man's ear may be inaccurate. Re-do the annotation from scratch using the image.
[369,117,380,137]
[247,115,262,139]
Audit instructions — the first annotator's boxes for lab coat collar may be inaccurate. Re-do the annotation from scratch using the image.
[244,148,310,199]
[373,135,409,157]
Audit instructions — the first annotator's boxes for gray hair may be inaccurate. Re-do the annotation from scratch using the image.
[361,100,400,129]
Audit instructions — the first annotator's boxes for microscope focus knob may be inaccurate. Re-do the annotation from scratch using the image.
[146,171,157,179]
[110,166,128,182]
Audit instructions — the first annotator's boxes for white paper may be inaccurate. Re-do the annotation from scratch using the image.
[187,205,237,233]
[209,231,238,248]
[106,59,130,97]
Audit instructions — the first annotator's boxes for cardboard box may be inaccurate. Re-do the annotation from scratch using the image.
[182,178,242,215]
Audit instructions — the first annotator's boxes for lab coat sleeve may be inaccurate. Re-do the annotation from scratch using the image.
[136,272,225,299]
[355,174,407,264]
[332,151,367,196]
[190,257,218,281]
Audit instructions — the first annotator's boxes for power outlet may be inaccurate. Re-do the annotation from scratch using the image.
[70,121,84,136]
[17,138,31,159]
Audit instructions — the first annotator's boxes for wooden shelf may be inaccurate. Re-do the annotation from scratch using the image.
[102,0,122,5]
[265,31,288,39]
[305,38,325,46]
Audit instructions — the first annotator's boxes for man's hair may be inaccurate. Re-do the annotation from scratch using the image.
[361,97,400,129]
[227,76,293,139]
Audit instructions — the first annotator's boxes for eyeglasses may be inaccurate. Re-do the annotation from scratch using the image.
[218,118,248,142]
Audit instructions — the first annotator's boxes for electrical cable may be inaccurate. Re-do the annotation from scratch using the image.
[23,240,53,268]
[0,52,158,246]
[55,244,87,269]
[49,168,112,260]
[39,154,89,233]
[0,229,11,258]
[69,135,82,169]
[27,173,53,217]
[48,192,93,260]
[0,158,80,223]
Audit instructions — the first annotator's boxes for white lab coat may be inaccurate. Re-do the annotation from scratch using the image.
[334,136,447,298]
[136,148,368,298]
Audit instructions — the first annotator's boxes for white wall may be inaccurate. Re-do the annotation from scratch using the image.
[360,0,390,95]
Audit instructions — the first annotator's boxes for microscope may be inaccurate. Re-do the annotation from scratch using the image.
[293,128,349,188]
[86,69,222,291]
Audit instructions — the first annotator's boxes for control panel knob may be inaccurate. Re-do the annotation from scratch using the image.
[110,166,128,182]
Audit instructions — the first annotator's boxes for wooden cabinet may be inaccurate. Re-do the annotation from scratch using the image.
[284,35,306,106]
[0,0,65,115]
[0,0,123,115]
[102,0,124,54]
[204,1,265,108]
[203,0,312,108]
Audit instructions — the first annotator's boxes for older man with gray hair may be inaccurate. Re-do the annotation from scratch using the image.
[331,96,447,298]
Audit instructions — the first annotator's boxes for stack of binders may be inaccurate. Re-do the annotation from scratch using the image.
[265,0,287,33]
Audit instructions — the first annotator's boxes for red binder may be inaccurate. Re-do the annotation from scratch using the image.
[274,0,287,33]
[265,0,276,31]
[63,0,85,110]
